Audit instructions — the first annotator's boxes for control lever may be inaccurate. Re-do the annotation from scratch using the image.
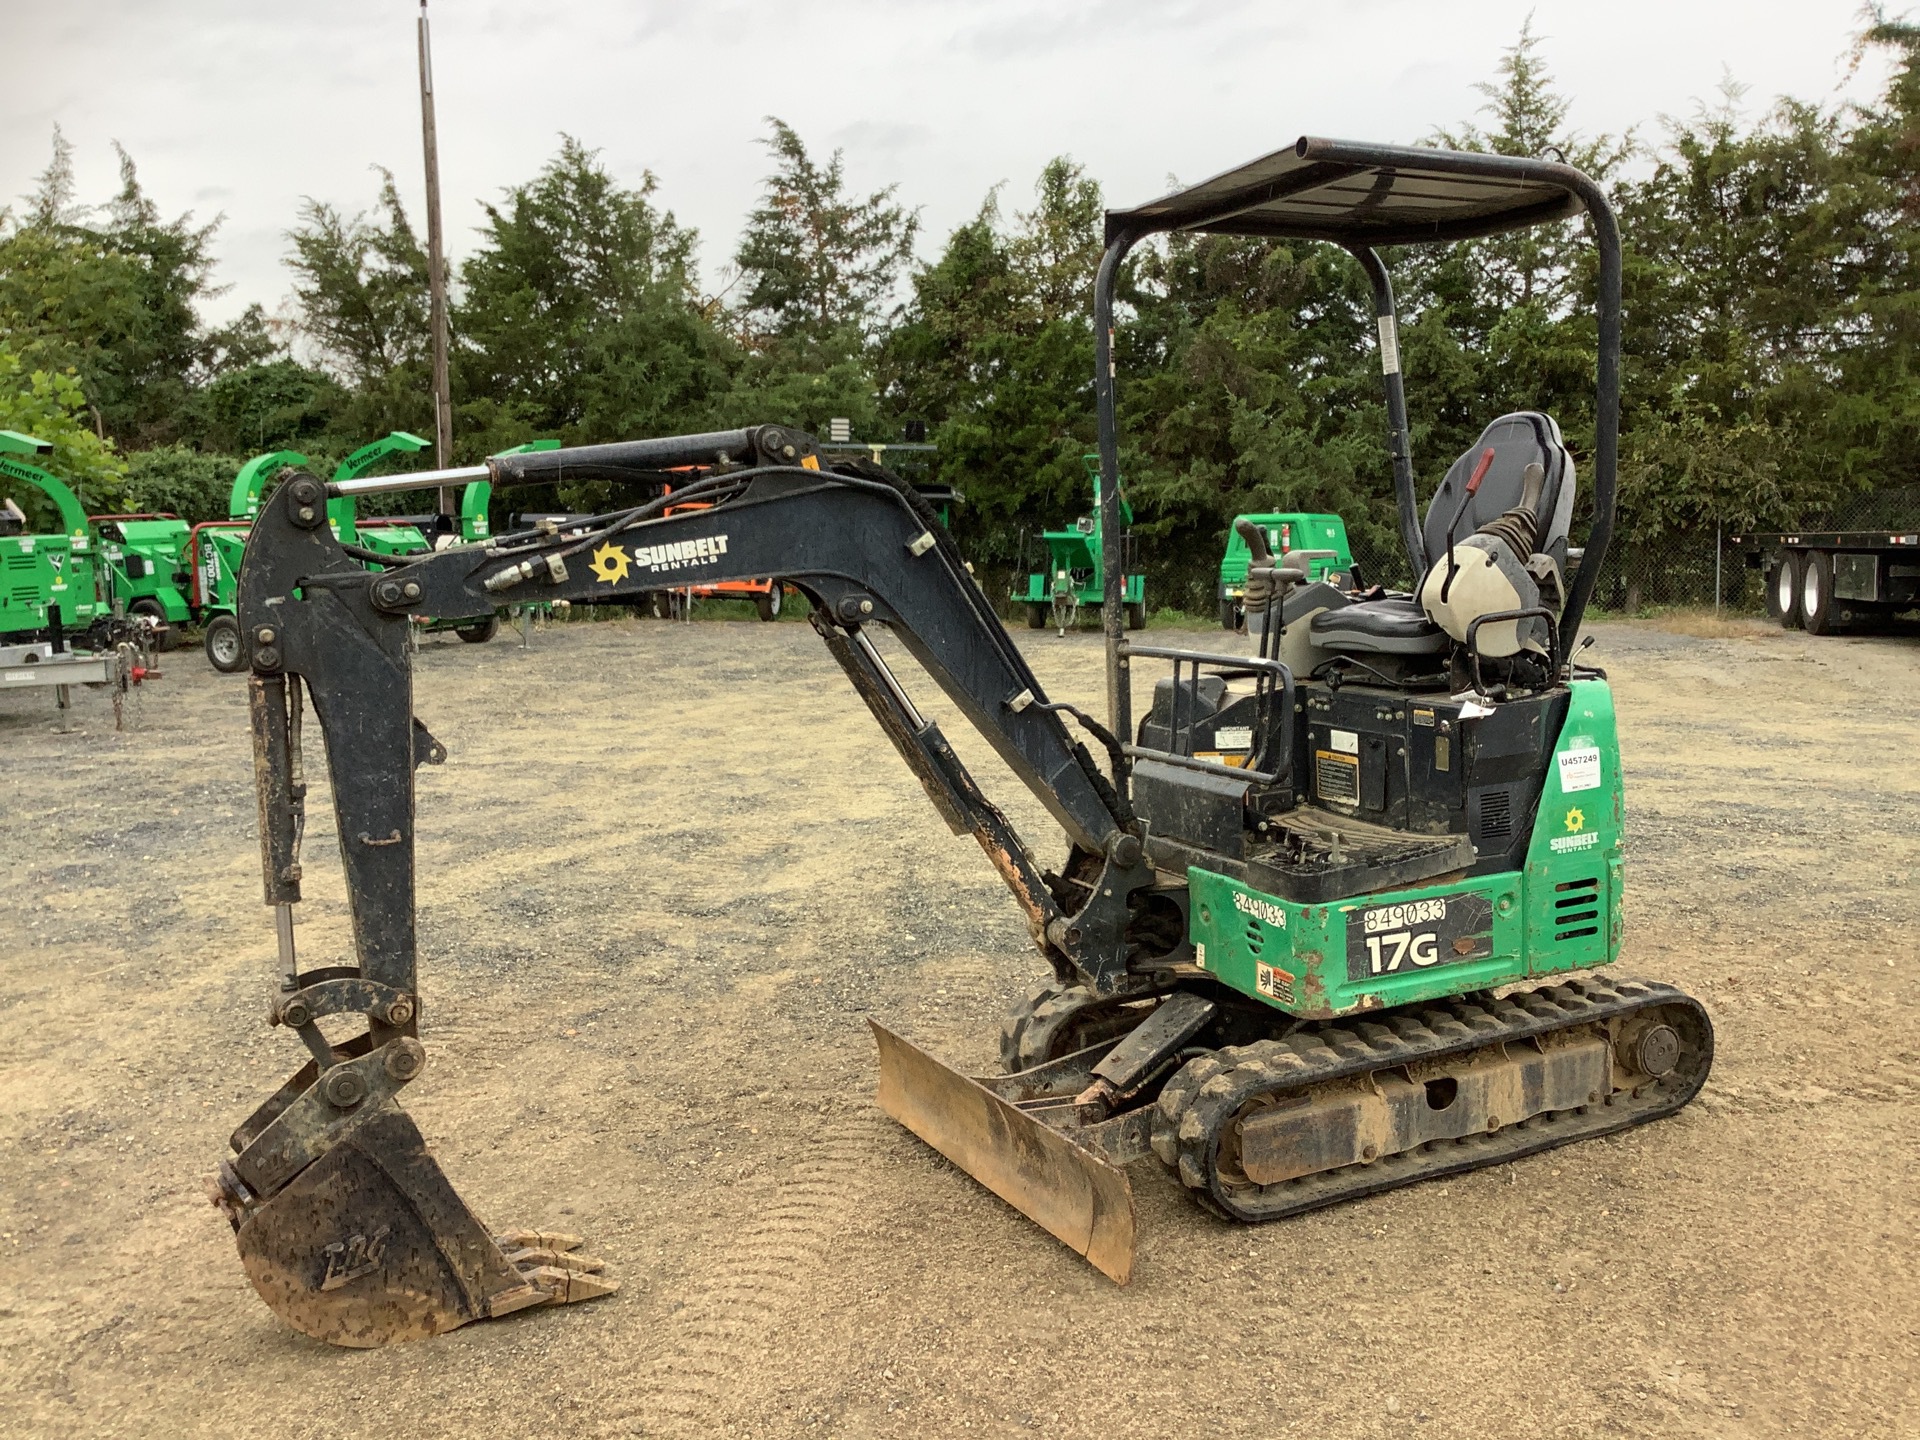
[1235,518,1280,661]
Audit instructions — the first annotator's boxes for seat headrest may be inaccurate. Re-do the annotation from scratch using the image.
[1421,412,1574,570]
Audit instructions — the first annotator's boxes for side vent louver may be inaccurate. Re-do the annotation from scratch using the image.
[1480,788,1512,841]
[1245,919,1266,955]
[1553,877,1601,940]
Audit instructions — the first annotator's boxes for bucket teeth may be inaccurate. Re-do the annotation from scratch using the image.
[525,1263,621,1304]
[497,1232,614,1280]
[496,1228,587,1252]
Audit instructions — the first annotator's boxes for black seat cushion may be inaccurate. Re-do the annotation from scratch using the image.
[1421,412,1573,571]
[1308,597,1447,655]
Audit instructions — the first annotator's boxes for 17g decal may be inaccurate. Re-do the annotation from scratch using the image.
[1345,891,1495,982]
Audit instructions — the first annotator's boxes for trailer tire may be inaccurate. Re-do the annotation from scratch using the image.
[1801,551,1837,635]
[754,586,783,621]
[1126,601,1147,631]
[203,614,247,673]
[454,616,499,644]
[1025,604,1047,629]
[1768,552,1804,629]
[1219,599,1238,631]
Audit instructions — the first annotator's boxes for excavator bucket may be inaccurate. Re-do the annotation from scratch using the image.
[215,1104,616,1347]
[869,1022,1137,1285]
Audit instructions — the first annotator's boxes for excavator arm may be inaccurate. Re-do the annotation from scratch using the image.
[214,425,1165,1344]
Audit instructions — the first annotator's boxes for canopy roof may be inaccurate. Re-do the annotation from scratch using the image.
[1105,136,1589,247]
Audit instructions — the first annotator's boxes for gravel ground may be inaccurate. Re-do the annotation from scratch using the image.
[1,611,1915,1439]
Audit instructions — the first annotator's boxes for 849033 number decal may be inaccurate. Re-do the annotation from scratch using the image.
[1345,891,1495,982]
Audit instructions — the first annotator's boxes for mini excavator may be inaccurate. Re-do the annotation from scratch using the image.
[213,139,1712,1345]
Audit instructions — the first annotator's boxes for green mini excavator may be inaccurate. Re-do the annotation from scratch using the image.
[215,138,1710,1344]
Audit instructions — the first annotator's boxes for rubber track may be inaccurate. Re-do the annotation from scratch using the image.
[998,982,1164,1072]
[998,980,1071,1071]
[1149,974,1713,1223]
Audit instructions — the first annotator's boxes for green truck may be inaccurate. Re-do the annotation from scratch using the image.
[1216,512,1353,630]
[0,431,108,643]
[1013,456,1145,632]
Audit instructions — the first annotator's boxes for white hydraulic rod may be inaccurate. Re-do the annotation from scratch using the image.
[329,464,490,498]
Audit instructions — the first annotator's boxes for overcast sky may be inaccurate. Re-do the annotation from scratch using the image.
[6,0,1897,326]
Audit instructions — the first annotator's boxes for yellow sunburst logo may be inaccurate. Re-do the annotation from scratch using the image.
[588,543,630,585]
[1564,807,1586,834]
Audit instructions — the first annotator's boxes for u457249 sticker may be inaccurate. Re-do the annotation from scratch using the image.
[1557,744,1602,793]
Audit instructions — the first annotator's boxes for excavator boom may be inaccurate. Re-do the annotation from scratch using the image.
[216,425,1165,1343]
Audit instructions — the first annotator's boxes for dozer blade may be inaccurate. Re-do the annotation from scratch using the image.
[218,1104,615,1347]
[869,1021,1136,1285]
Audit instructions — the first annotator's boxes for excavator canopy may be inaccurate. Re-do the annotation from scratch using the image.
[1104,135,1587,247]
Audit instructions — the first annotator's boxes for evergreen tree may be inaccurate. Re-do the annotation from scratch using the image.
[733,119,918,358]
[284,168,434,440]
[886,159,1104,573]
[1122,235,1396,598]
[1405,20,1628,496]
[454,137,732,465]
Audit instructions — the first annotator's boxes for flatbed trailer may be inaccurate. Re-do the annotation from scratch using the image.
[0,638,142,727]
[1733,528,1920,634]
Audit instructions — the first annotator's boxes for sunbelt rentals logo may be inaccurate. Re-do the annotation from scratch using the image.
[1550,808,1600,853]
[589,534,731,585]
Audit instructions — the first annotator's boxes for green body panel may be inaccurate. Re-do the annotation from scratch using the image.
[229,450,309,520]
[461,482,492,541]
[1012,454,1145,610]
[0,532,99,636]
[193,526,249,618]
[0,436,104,636]
[1012,568,1146,606]
[1187,679,1623,1019]
[351,522,432,559]
[98,517,194,622]
[1218,513,1353,600]
[327,432,431,544]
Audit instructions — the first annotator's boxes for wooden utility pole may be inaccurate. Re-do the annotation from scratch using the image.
[418,0,454,512]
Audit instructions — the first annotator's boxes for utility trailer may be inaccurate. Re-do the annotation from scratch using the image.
[1734,527,1920,635]
[0,631,151,729]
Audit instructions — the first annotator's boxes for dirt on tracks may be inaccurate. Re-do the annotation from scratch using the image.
[1,613,1915,1439]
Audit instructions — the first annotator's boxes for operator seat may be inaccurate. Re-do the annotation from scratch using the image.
[1308,412,1574,655]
